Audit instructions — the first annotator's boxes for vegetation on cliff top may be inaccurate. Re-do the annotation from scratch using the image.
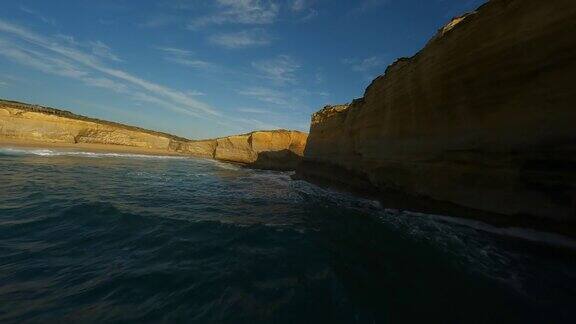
[1,99,306,143]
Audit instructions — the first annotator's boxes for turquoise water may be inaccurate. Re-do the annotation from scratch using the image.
[0,147,575,323]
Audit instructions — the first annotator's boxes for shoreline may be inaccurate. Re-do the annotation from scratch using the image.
[0,138,187,157]
[4,138,575,246]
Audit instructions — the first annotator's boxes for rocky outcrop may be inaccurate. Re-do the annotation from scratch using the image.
[297,0,576,230]
[0,99,307,170]
[178,131,307,170]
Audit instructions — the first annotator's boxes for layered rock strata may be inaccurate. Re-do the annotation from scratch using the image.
[296,0,576,230]
[0,99,307,170]
[180,131,307,170]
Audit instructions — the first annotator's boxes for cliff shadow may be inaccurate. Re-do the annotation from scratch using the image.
[248,149,302,171]
[294,160,576,236]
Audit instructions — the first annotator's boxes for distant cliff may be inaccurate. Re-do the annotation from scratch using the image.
[0,99,307,170]
[296,0,576,230]
[179,131,307,171]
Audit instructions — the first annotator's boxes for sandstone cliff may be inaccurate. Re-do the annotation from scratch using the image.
[297,0,576,230]
[0,99,307,170]
[179,130,307,170]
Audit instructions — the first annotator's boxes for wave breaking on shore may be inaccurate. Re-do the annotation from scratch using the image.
[0,147,188,160]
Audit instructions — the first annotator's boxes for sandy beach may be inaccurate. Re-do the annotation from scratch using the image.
[0,138,187,157]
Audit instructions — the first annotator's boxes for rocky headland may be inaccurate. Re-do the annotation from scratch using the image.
[296,0,576,233]
[0,99,307,171]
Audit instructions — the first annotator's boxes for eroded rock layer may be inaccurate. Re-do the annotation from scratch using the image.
[297,0,576,226]
[182,131,307,170]
[0,99,307,170]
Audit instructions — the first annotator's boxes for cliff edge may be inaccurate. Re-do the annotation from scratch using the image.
[180,130,307,171]
[0,99,307,171]
[296,0,576,232]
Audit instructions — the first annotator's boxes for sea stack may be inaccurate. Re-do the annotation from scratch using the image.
[296,0,576,230]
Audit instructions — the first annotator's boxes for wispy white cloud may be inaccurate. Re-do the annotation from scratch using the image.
[237,87,291,106]
[252,55,300,84]
[187,90,206,96]
[343,56,386,72]
[82,76,129,93]
[0,19,218,118]
[55,34,122,62]
[0,40,130,95]
[291,0,307,12]
[237,107,271,114]
[234,117,281,130]
[298,9,319,22]
[20,6,56,26]
[0,40,87,78]
[209,29,272,49]
[289,0,319,21]
[131,92,201,118]
[155,46,212,68]
[188,0,279,29]
[236,85,317,114]
[155,47,191,56]
[88,40,122,62]
[0,20,295,135]
[0,80,7,87]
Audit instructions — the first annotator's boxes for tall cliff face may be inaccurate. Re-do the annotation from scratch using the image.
[0,100,308,170]
[297,0,576,227]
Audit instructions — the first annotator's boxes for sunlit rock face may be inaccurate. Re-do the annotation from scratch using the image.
[180,130,308,170]
[0,100,308,170]
[297,0,576,226]
[0,103,174,149]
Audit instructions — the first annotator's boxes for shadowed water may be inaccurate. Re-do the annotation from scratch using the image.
[0,148,575,323]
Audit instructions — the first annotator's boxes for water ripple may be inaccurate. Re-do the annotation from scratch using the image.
[0,147,575,323]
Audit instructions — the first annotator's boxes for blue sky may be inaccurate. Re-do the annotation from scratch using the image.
[0,0,486,139]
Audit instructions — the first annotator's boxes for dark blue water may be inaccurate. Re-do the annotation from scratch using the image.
[1,147,575,323]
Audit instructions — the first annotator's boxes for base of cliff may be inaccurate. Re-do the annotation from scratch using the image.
[295,160,576,238]
[245,149,304,171]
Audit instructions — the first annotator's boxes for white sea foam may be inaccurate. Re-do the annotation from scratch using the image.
[292,180,576,250]
[398,210,576,250]
[206,159,242,171]
[0,147,187,160]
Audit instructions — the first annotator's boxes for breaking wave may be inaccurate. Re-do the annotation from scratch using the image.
[0,147,187,159]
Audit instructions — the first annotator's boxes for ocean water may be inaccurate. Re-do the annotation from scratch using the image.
[0,147,575,323]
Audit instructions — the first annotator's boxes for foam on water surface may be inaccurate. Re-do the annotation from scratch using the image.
[0,146,187,159]
[0,146,574,323]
